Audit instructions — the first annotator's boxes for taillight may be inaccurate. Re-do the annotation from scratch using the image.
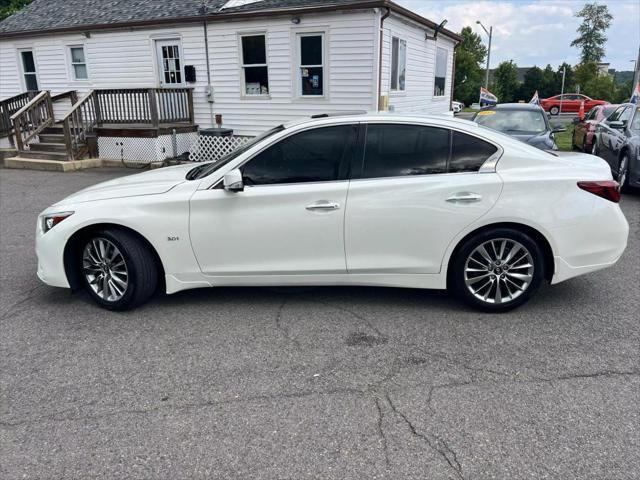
[577,181,620,203]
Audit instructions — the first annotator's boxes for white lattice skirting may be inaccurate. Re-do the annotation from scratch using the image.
[189,135,252,162]
[98,132,199,164]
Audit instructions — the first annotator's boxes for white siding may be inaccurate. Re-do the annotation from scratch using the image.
[0,9,456,136]
[380,13,455,114]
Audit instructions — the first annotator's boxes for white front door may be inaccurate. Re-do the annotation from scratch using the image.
[155,40,185,87]
[345,123,503,274]
[189,124,358,276]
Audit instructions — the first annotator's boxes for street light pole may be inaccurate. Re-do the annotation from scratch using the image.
[476,21,493,88]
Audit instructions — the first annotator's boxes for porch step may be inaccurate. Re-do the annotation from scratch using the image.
[4,156,102,172]
[30,142,68,152]
[16,150,70,160]
[38,133,65,143]
[40,125,64,135]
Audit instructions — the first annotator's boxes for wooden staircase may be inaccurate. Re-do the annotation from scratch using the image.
[16,124,86,161]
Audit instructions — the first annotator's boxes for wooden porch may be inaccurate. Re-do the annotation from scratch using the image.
[3,88,196,161]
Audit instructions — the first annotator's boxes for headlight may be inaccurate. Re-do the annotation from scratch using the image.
[42,211,74,233]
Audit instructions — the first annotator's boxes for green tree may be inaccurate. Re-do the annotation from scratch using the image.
[540,64,559,98]
[583,75,617,101]
[492,60,519,103]
[573,61,599,92]
[570,2,613,63]
[556,62,575,92]
[0,0,33,20]
[453,26,488,106]
[521,66,544,100]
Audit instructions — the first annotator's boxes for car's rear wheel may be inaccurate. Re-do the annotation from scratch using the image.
[450,228,545,312]
[80,229,158,310]
[549,106,559,116]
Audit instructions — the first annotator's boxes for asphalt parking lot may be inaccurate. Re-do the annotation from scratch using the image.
[1,166,639,479]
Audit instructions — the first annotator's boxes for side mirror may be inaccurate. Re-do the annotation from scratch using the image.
[572,116,581,125]
[223,168,244,192]
[608,120,625,130]
[551,125,566,134]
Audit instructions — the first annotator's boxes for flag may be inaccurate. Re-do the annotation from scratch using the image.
[479,87,498,106]
[631,82,640,104]
[529,90,540,105]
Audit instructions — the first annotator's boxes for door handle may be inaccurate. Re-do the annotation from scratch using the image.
[306,200,340,211]
[446,192,482,204]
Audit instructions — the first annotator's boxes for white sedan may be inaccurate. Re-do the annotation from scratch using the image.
[36,114,629,312]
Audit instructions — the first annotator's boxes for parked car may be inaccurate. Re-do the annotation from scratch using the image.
[572,104,618,153]
[471,103,565,150]
[540,93,608,115]
[35,113,628,313]
[593,104,640,191]
[452,101,464,113]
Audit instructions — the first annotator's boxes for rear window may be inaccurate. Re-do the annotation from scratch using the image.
[474,109,547,134]
[360,124,498,178]
[450,131,498,173]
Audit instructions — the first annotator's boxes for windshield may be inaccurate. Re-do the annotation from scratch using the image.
[186,125,285,180]
[474,109,547,135]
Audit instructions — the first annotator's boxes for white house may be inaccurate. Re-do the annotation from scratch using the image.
[0,0,460,161]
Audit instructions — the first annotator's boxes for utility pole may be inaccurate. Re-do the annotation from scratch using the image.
[559,66,566,115]
[476,21,493,88]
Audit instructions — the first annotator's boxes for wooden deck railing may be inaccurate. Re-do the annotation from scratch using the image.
[1,91,39,144]
[95,88,194,126]
[61,90,98,160]
[10,91,54,152]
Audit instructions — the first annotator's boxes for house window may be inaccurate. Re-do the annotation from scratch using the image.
[298,33,324,96]
[20,50,38,90]
[241,34,268,95]
[390,37,406,91]
[434,47,447,97]
[69,46,88,80]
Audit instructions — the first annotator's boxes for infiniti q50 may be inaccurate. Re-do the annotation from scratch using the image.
[36,114,629,312]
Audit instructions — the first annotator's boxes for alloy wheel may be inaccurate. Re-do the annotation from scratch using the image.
[464,238,534,305]
[82,238,129,302]
[618,156,628,191]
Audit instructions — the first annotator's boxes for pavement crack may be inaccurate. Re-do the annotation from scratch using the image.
[385,392,465,480]
[274,298,301,350]
[373,396,391,468]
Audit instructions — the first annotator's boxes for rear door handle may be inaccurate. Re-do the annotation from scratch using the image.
[446,192,482,204]
[306,200,340,211]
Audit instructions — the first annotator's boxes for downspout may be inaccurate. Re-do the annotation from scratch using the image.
[450,44,457,111]
[377,7,390,111]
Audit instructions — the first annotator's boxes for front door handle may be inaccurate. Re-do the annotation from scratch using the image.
[446,192,482,204]
[306,200,340,211]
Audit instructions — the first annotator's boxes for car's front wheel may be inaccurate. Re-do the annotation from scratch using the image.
[80,229,158,310]
[450,228,545,312]
[618,153,630,193]
[549,106,560,115]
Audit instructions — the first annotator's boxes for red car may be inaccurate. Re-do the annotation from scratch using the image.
[572,104,618,153]
[540,93,608,115]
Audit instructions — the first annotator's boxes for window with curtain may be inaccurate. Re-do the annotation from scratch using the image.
[434,47,447,96]
[390,37,406,91]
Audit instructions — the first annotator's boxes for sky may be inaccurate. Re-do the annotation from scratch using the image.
[395,0,640,71]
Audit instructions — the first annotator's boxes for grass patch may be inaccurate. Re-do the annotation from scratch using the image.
[554,124,574,152]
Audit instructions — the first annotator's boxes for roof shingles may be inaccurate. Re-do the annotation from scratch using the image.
[0,0,362,34]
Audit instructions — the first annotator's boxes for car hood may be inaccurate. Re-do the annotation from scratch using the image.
[509,132,554,150]
[53,163,197,206]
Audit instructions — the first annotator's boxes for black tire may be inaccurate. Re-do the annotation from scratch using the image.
[549,106,559,116]
[79,229,158,311]
[618,153,630,194]
[449,228,545,313]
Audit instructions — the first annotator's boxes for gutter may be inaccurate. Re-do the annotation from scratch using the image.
[0,0,462,43]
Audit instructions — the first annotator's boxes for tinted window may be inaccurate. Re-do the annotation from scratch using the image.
[242,125,354,185]
[362,124,449,178]
[607,106,626,122]
[449,131,498,173]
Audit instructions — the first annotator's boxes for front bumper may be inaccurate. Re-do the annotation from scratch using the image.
[35,218,70,289]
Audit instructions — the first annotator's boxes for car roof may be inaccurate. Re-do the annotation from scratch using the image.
[282,112,482,130]
[479,103,544,111]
